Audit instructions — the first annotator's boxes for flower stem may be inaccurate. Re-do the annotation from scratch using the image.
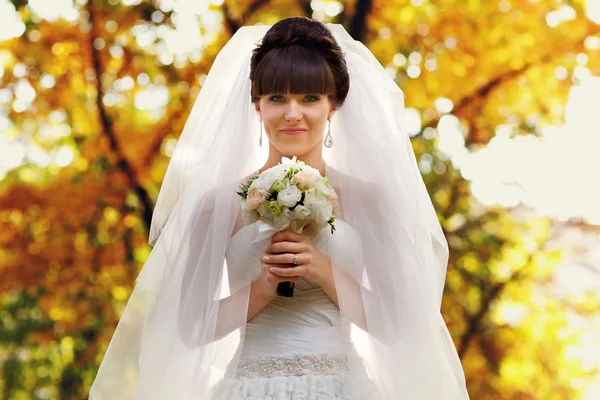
[276,282,295,297]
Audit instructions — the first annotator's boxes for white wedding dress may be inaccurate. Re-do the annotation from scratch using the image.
[210,216,375,400]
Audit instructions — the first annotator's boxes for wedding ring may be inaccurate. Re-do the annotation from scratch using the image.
[293,254,299,265]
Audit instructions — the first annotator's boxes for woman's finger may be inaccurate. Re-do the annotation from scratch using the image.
[262,263,289,270]
[276,275,298,282]
[266,272,298,285]
[271,230,305,243]
[267,241,306,254]
[262,252,306,265]
[269,266,305,277]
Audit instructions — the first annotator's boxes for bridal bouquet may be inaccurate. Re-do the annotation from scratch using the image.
[236,156,339,297]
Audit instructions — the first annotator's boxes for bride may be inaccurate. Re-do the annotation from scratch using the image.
[90,17,470,400]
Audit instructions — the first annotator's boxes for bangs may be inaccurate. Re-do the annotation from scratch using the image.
[252,45,335,101]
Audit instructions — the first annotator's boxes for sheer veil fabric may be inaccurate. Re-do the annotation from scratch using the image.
[89,24,470,399]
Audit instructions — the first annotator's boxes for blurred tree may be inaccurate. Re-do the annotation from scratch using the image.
[0,0,599,398]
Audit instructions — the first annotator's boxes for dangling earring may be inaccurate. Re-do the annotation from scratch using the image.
[258,117,263,147]
[324,118,333,148]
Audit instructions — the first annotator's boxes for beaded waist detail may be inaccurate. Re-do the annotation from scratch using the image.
[234,353,351,379]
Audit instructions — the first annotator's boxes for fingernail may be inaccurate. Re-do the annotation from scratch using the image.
[262,256,269,262]
[269,268,275,272]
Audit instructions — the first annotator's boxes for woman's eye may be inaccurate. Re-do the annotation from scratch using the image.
[304,95,319,102]
[269,95,284,102]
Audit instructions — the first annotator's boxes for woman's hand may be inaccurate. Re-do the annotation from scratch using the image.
[253,248,300,298]
[261,229,333,288]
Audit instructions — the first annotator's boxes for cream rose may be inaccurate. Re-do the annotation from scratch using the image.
[291,169,320,190]
[328,194,340,217]
[245,186,269,210]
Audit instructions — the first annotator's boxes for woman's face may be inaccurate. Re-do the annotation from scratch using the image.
[256,93,334,157]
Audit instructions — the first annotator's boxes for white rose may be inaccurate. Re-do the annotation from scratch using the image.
[315,179,335,197]
[251,177,270,193]
[280,156,305,169]
[288,205,312,234]
[289,204,311,219]
[255,202,290,230]
[303,192,334,225]
[277,183,302,208]
[253,165,287,192]
[301,165,321,177]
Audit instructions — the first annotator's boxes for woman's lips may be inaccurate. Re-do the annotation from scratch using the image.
[280,129,306,135]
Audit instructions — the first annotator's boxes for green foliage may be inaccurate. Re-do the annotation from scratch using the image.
[236,174,259,200]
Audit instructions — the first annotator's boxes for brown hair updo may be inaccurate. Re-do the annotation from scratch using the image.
[250,17,349,108]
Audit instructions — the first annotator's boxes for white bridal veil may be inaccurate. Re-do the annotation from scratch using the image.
[89,23,470,399]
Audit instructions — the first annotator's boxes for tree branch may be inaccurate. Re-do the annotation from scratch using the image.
[140,104,188,168]
[299,0,312,17]
[421,63,532,136]
[457,256,530,358]
[420,22,600,144]
[346,0,372,41]
[222,0,271,35]
[87,2,154,232]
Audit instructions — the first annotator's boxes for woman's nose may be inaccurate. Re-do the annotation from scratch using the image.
[284,101,303,121]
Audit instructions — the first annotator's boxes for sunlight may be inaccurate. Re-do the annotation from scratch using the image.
[457,75,600,225]
[28,0,78,22]
[437,114,468,165]
[405,108,423,136]
[455,73,600,398]
[165,12,204,54]
[160,0,223,58]
[134,84,169,111]
[0,138,26,172]
[26,143,51,168]
[546,5,577,28]
[587,0,600,24]
[55,146,74,167]
[0,0,25,41]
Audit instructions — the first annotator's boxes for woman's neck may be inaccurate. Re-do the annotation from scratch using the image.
[259,152,327,177]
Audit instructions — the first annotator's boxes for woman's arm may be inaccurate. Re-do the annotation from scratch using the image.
[318,265,339,307]
[215,250,306,339]
[214,282,272,340]
[330,265,369,333]
[246,279,276,321]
